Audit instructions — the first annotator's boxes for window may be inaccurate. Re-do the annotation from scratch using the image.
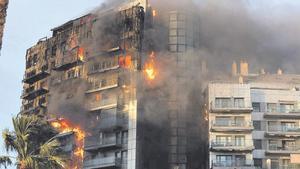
[254,159,263,168]
[122,131,128,144]
[279,104,294,113]
[234,117,245,126]
[121,151,128,163]
[281,122,296,131]
[215,117,231,126]
[216,136,231,145]
[51,45,57,56]
[253,121,261,131]
[234,98,245,108]
[216,155,232,167]
[252,102,261,112]
[254,140,262,149]
[215,98,231,108]
[235,155,246,166]
[267,103,277,112]
[235,136,245,146]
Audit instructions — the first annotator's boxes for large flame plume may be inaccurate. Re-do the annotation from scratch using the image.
[51,118,85,169]
[144,51,157,80]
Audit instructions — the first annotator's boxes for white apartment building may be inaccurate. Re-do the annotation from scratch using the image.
[207,83,255,169]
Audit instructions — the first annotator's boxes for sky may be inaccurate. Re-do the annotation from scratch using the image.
[0,0,103,168]
[1,0,300,168]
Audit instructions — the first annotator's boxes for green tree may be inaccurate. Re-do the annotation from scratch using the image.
[0,115,66,169]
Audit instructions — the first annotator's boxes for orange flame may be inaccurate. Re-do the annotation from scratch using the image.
[51,118,85,169]
[144,52,157,80]
[78,47,84,61]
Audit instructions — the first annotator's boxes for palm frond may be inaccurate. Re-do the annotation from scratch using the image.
[2,129,17,153]
[0,156,12,168]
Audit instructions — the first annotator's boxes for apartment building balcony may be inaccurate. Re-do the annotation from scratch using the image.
[84,135,122,152]
[86,83,119,94]
[210,102,253,114]
[212,160,255,169]
[83,156,121,169]
[265,144,300,156]
[211,121,253,132]
[265,126,300,138]
[88,65,120,75]
[23,70,50,84]
[96,115,128,132]
[21,87,48,100]
[53,55,83,71]
[264,109,300,119]
[87,99,118,112]
[21,103,47,115]
[210,140,254,152]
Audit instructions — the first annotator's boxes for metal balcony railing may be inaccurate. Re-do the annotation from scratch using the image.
[267,126,300,133]
[210,102,253,113]
[87,99,118,112]
[268,144,300,152]
[212,160,254,167]
[84,135,121,151]
[212,121,253,127]
[23,69,49,84]
[211,140,254,150]
[83,156,121,169]
[21,86,48,100]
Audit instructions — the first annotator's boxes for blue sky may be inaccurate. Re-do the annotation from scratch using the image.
[0,0,102,168]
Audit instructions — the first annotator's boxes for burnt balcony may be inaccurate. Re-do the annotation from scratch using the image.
[21,86,48,100]
[53,55,83,71]
[23,70,50,84]
[96,115,128,132]
[210,140,254,152]
[84,135,121,152]
[210,102,253,113]
[86,82,119,94]
[21,103,47,115]
[265,125,300,137]
[83,156,121,169]
[265,144,300,156]
[212,160,255,169]
[211,121,253,132]
[87,99,118,112]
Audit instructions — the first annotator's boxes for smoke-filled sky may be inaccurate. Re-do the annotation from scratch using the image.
[1,0,300,168]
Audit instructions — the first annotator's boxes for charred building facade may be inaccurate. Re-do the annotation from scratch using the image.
[20,0,207,169]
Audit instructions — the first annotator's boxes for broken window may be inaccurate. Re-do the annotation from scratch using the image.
[51,45,57,56]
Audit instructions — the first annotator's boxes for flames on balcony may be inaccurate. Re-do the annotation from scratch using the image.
[51,118,85,169]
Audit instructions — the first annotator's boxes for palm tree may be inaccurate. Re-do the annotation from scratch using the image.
[0,115,66,169]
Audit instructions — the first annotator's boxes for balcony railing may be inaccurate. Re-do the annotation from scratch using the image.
[267,126,300,132]
[95,115,127,131]
[83,156,121,169]
[23,70,50,84]
[268,144,300,152]
[264,108,300,118]
[21,87,49,100]
[210,102,253,113]
[87,99,118,112]
[211,121,253,132]
[212,160,254,168]
[84,135,121,151]
[86,82,119,94]
[211,140,254,152]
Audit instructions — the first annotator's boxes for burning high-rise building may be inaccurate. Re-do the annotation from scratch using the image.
[20,0,208,169]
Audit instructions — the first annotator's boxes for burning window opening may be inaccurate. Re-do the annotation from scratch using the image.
[78,47,85,61]
[144,51,157,81]
[50,118,85,169]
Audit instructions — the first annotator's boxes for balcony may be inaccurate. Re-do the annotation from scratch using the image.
[84,135,121,152]
[96,115,128,132]
[210,102,253,114]
[265,144,300,156]
[212,160,256,169]
[21,103,47,115]
[86,83,119,94]
[211,121,253,132]
[265,126,300,138]
[87,99,118,112]
[23,70,50,84]
[83,156,121,169]
[264,108,300,119]
[210,140,254,152]
[21,87,48,100]
[53,53,83,71]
